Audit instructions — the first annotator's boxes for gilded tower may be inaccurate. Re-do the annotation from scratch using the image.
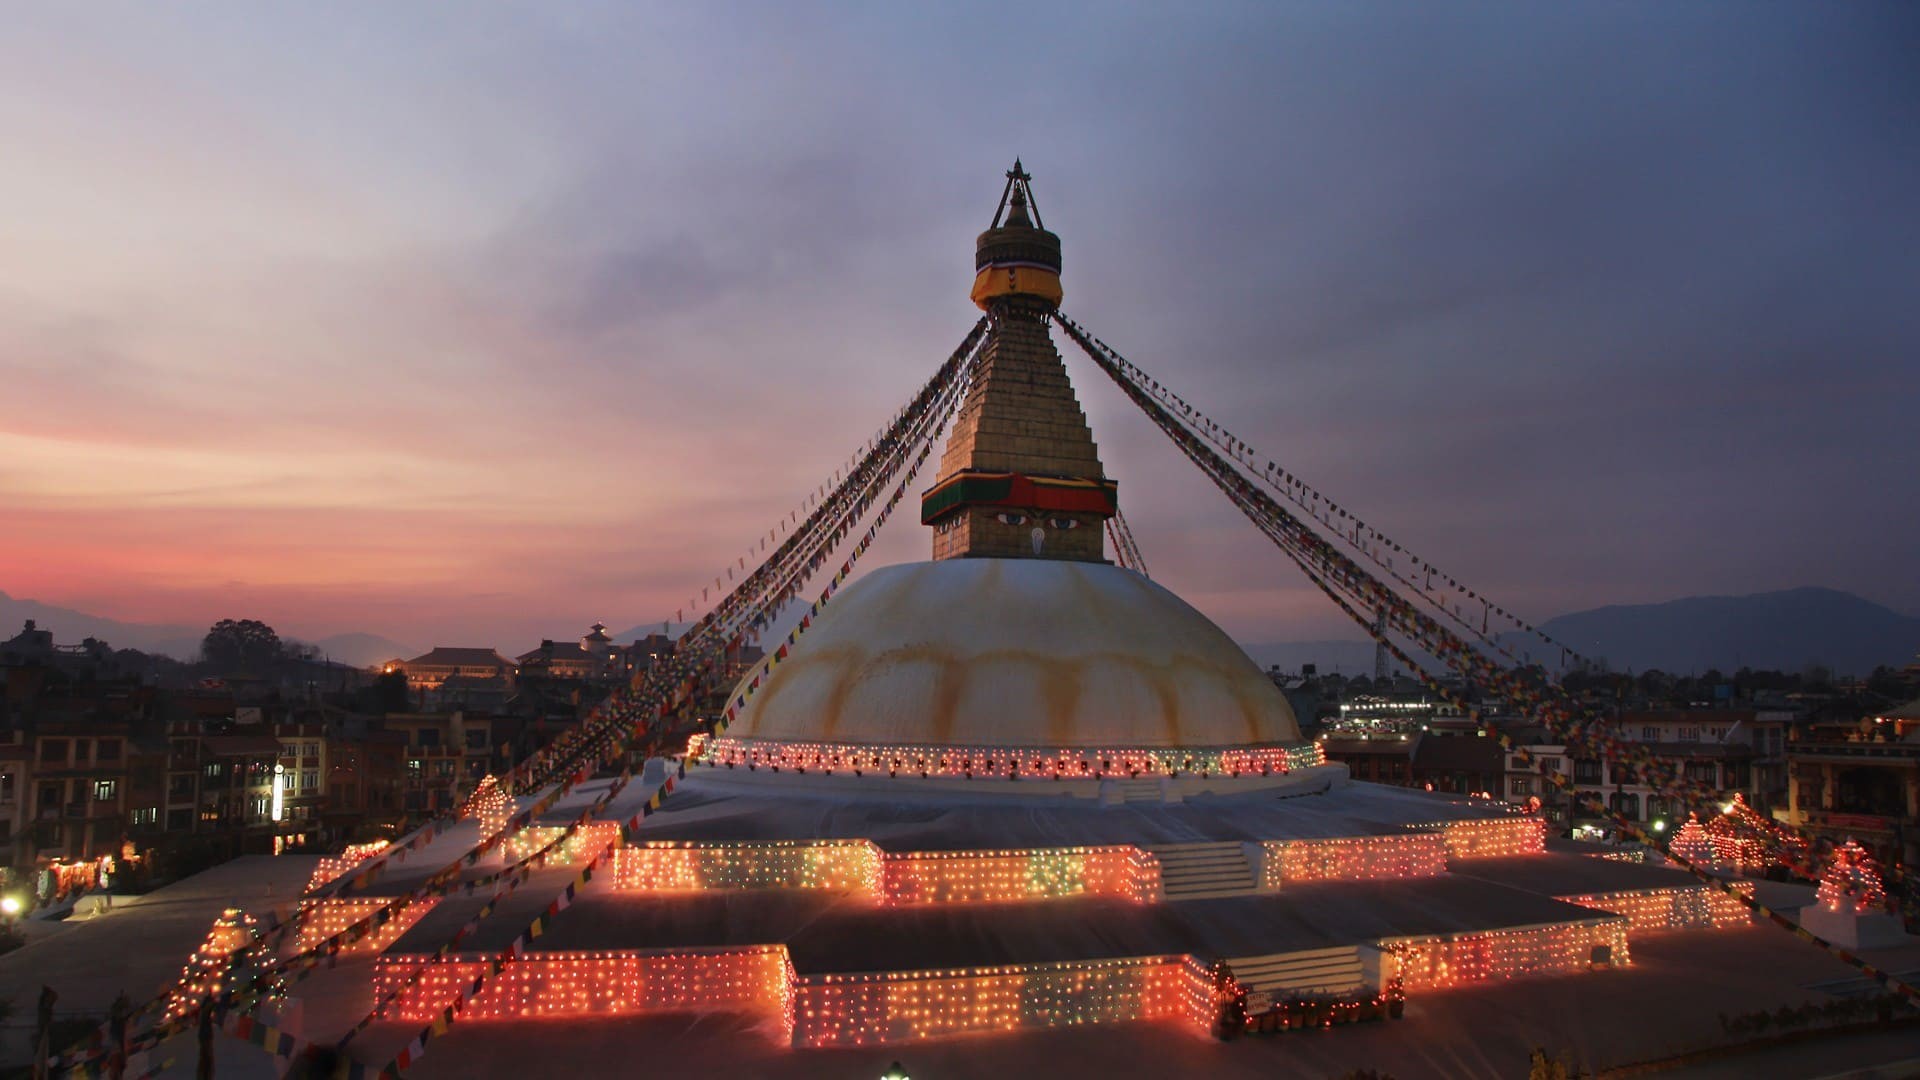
[920,162,1118,562]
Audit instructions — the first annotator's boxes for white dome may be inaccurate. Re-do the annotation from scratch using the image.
[726,559,1299,748]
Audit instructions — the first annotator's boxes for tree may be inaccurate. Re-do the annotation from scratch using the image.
[201,619,282,674]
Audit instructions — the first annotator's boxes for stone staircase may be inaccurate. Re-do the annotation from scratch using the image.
[1143,842,1255,900]
[1108,778,1166,805]
[1226,945,1369,1000]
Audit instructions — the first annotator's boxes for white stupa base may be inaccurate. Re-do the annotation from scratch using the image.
[1797,904,1917,949]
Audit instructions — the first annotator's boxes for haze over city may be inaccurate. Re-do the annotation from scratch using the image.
[4,3,1915,651]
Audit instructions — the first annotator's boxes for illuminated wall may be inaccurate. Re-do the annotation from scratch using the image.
[610,840,884,895]
[305,840,390,893]
[1262,834,1448,887]
[371,948,1227,1047]
[1382,919,1629,992]
[1560,883,1752,933]
[371,947,794,1026]
[790,955,1228,1047]
[1409,817,1548,860]
[606,841,1161,905]
[883,847,1159,905]
[501,821,624,866]
[294,897,441,954]
[699,736,1323,780]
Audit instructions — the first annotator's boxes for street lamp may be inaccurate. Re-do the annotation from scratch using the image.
[0,895,21,917]
[272,763,286,824]
[880,1064,910,1080]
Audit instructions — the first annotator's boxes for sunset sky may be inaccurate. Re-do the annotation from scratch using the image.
[3,3,1916,652]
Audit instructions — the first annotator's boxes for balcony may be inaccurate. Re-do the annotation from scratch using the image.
[1794,809,1899,835]
[1787,738,1920,764]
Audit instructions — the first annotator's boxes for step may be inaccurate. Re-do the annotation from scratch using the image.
[1227,946,1367,995]
[1145,843,1256,898]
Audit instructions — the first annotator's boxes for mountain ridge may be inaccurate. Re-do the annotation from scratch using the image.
[6,588,1914,675]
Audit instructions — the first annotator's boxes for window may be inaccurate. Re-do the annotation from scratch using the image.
[131,807,158,826]
[407,759,424,779]
[167,808,193,831]
[204,762,226,780]
[75,738,92,762]
[1573,759,1602,783]
[1685,761,1717,785]
[1641,726,1658,741]
[415,729,440,748]
[465,729,489,750]
[300,769,318,792]
[1678,727,1699,742]
[1536,757,1563,776]
[435,759,455,778]
[97,738,122,762]
[1611,792,1640,819]
[1646,796,1671,820]
[169,775,195,799]
[0,772,12,802]
[39,739,68,764]
[1512,778,1532,796]
[93,779,118,801]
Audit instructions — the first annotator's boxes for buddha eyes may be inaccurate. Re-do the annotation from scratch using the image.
[990,512,1078,530]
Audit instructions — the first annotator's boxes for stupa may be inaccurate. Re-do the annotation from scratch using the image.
[352,166,1764,1057]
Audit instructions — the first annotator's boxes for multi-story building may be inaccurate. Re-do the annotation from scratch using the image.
[1784,697,1919,868]
[0,733,27,871]
[387,647,517,690]
[26,725,133,864]
[385,712,481,816]
[197,732,281,854]
[516,639,597,681]
[324,728,408,840]
[272,723,329,850]
[1561,709,1765,840]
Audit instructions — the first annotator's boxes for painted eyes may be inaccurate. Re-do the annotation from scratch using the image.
[992,513,1079,530]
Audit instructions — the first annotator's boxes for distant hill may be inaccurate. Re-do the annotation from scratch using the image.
[304,632,419,668]
[1523,587,1920,676]
[0,590,204,659]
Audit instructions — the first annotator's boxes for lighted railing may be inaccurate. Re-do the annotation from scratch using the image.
[293,896,440,954]
[1262,834,1448,888]
[790,954,1229,1047]
[1404,816,1547,859]
[1560,883,1753,933]
[698,736,1324,780]
[607,840,1163,905]
[371,946,792,1024]
[1380,918,1629,992]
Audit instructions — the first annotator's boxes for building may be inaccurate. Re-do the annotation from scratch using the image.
[1784,697,1919,868]
[515,639,596,681]
[387,647,516,690]
[196,732,281,852]
[383,711,485,815]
